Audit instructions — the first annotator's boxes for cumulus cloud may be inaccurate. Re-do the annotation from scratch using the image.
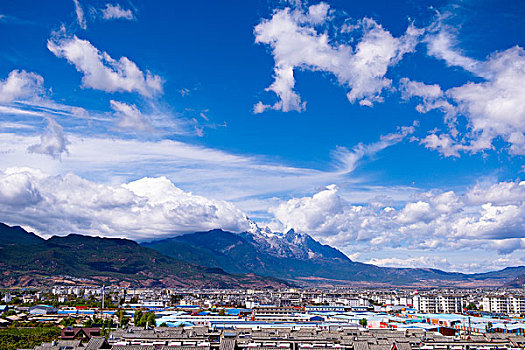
[0,168,251,240]
[73,0,87,29]
[110,100,153,131]
[28,117,69,159]
[419,133,465,158]
[101,3,134,20]
[0,168,43,207]
[48,32,162,96]
[254,2,422,113]
[271,181,525,255]
[0,70,44,103]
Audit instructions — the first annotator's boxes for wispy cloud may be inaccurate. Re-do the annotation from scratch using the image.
[101,3,134,21]
[72,0,87,29]
[0,118,413,211]
[332,124,416,173]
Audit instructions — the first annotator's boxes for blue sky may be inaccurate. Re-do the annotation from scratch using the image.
[0,0,524,273]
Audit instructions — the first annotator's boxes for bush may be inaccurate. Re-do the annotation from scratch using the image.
[0,327,60,350]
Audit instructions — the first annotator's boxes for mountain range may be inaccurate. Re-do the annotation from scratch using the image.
[0,223,288,288]
[1,221,525,288]
[142,225,525,288]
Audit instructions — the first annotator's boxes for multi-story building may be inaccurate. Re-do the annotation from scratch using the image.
[413,294,463,313]
[482,295,525,314]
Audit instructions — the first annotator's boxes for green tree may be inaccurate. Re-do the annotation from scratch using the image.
[218,309,225,316]
[60,317,76,327]
[146,312,156,327]
[84,316,103,328]
[359,318,368,327]
[133,310,143,326]
[466,303,478,311]
[0,327,61,350]
[9,297,21,305]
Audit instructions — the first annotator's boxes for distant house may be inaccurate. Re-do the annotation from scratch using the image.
[29,304,57,315]
[60,327,102,340]
[24,337,110,350]
[306,305,346,313]
[2,293,12,303]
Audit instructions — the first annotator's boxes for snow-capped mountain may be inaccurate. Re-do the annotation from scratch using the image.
[243,220,349,260]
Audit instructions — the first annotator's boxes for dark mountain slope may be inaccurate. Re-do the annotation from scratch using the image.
[0,223,44,246]
[0,224,289,289]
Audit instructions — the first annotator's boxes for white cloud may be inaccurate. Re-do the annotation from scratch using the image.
[466,181,525,206]
[412,46,525,156]
[403,17,525,157]
[0,168,251,241]
[271,180,525,255]
[101,3,134,20]
[420,133,465,157]
[254,2,422,112]
[110,100,153,131]
[48,32,162,96]
[0,70,44,104]
[332,124,415,173]
[0,169,43,207]
[448,47,525,154]
[425,24,479,73]
[0,105,44,117]
[0,122,419,219]
[361,253,525,272]
[28,117,69,159]
[400,77,443,101]
[73,0,87,30]
[365,256,450,269]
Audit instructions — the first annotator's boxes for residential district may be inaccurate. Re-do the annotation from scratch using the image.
[3,287,525,350]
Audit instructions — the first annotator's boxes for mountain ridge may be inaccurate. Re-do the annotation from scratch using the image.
[0,224,290,289]
[2,222,524,288]
[143,227,525,287]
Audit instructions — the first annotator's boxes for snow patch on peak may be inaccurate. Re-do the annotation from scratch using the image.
[242,219,341,260]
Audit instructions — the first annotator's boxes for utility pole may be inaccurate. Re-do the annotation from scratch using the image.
[468,316,471,335]
[102,285,105,314]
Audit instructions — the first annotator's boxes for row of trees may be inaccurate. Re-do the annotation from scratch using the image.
[133,310,156,327]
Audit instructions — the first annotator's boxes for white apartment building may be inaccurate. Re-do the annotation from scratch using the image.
[482,295,525,314]
[413,294,463,313]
